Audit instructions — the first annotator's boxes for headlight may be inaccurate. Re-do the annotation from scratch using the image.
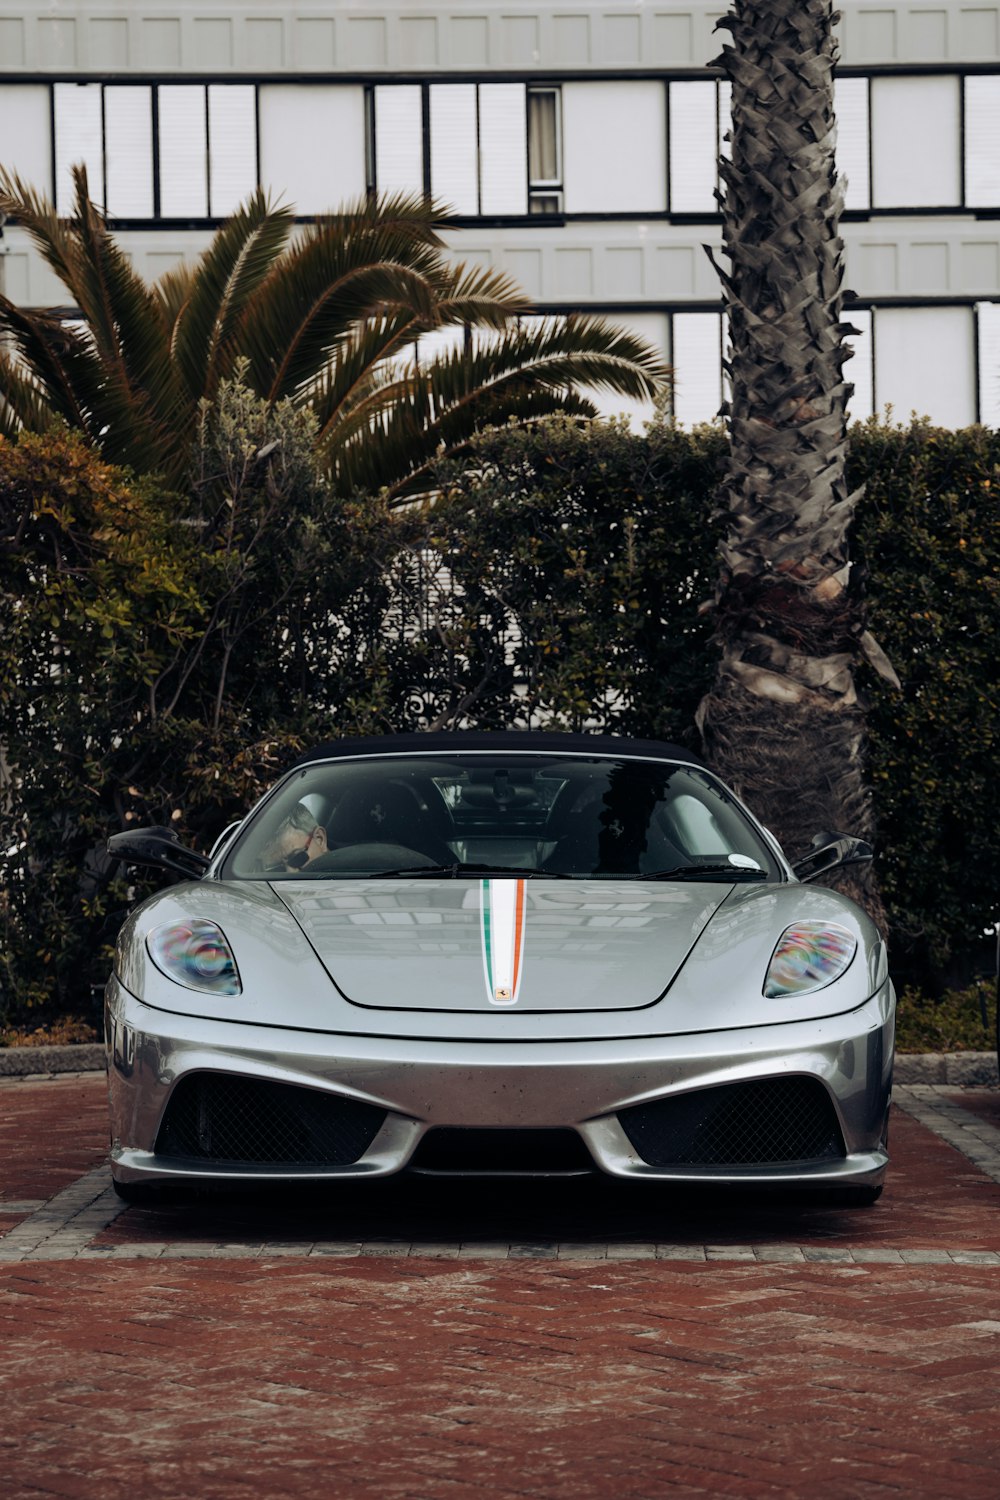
[764,921,857,998]
[147,919,242,996]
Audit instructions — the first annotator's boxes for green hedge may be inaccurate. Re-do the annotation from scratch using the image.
[1,411,997,1026]
[849,420,1000,989]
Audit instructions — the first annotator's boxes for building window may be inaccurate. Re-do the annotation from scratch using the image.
[369,82,559,218]
[669,81,725,215]
[527,87,562,213]
[671,311,725,426]
[844,307,874,421]
[54,83,106,214]
[871,75,961,210]
[978,301,1000,426]
[835,77,871,211]
[965,76,1000,209]
[874,304,976,426]
[53,81,257,221]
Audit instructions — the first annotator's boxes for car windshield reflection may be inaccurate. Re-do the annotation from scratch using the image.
[224,754,779,882]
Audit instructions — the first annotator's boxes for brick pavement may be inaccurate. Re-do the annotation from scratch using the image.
[2,1073,1000,1498]
[2,1257,1000,1499]
[948,1089,1000,1130]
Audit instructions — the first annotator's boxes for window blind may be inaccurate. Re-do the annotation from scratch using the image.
[158,85,208,218]
[104,86,154,218]
[208,85,257,217]
[834,77,870,211]
[480,84,528,216]
[563,82,665,214]
[965,76,1000,208]
[844,307,873,423]
[258,85,366,213]
[871,76,961,208]
[54,82,103,213]
[672,312,723,426]
[0,86,52,197]
[875,305,975,427]
[976,302,1000,426]
[669,82,718,214]
[429,85,479,215]
[374,85,424,196]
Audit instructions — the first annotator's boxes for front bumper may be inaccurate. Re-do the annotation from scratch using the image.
[106,975,894,1188]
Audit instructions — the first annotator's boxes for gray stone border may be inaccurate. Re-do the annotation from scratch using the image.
[894,1051,998,1086]
[1,1044,997,1083]
[0,1044,105,1076]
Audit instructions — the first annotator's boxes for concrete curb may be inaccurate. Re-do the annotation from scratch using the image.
[0,1044,106,1077]
[894,1050,999,1086]
[0,1043,996,1084]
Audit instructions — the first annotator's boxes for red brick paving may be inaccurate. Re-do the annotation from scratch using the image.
[0,1074,107,1206]
[2,1258,999,1499]
[3,1076,1000,1498]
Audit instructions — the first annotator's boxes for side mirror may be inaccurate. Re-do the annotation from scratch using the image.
[792,830,874,884]
[107,826,211,881]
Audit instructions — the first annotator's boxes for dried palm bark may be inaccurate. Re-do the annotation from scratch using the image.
[698,0,898,918]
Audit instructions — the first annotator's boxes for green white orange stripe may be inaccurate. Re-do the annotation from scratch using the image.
[480,879,526,1006]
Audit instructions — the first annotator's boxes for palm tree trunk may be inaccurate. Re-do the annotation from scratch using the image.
[697,0,898,920]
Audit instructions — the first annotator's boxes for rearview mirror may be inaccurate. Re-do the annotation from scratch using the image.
[792,830,874,884]
[107,826,211,881]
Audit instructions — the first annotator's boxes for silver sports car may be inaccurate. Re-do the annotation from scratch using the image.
[105,732,894,1204]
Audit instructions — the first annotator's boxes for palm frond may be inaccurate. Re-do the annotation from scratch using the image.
[170,189,295,404]
[334,380,596,502]
[303,311,432,442]
[154,261,198,337]
[0,297,101,434]
[0,169,83,301]
[0,348,56,440]
[317,316,668,499]
[65,167,179,471]
[316,192,452,245]
[240,206,453,401]
[422,260,532,330]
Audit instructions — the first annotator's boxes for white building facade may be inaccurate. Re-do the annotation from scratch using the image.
[1,0,999,428]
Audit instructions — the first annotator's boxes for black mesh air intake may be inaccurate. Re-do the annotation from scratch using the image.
[618,1076,845,1169]
[155,1073,386,1168]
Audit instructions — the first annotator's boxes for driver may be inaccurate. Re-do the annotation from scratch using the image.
[265,804,329,870]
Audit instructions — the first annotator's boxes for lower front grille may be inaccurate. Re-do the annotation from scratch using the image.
[618,1076,845,1169]
[410,1128,594,1175]
[155,1073,387,1168]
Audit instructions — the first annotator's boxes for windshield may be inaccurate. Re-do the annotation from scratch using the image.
[223,753,781,882]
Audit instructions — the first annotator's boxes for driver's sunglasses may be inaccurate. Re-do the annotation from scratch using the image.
[284,828,318,869]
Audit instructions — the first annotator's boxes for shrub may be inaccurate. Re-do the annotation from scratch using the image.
[1,410,997,1025]
[0,395,402,1023]
[850,419,1000,989]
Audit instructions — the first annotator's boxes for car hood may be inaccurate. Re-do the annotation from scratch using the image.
[115,876,885,1039]
[273,877,728,1012]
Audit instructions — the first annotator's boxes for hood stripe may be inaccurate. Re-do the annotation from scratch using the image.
[481,878,526,1006]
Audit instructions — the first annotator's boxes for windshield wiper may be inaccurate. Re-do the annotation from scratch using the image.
[362,863,575,880]
[617,863,767,882]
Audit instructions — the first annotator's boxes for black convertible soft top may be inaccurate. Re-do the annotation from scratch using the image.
[291,729,707,770]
